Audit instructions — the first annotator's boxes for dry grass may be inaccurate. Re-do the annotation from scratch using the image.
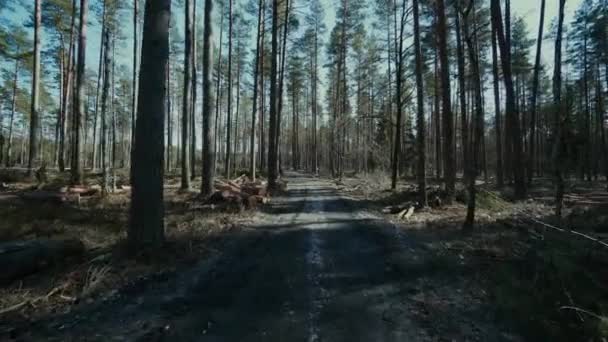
[0,171,254,325]
[340,174,608,341]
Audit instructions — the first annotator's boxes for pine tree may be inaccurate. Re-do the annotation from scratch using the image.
[129,0,171,249]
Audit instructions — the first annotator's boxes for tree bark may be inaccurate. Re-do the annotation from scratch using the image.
[249,0,265,181]
[412,0,427,207]
[391,0,406,190]
[71,0,88,186]
[201,0,214,196]
[528,0,545,184]
[552,0,566,218]
[454,1,468,177]
[181,0,193,189]
[225,0,233,178]
[28,0,41,174]
[462,2,483,230]
[191,0,198,180]
[129,0,171,250]
[100,29,112,196]
[436,0,455,202]
[490,9,503,188]
[213,3,224,174]
[132,0,139,169]
[491,0,525,198]
[5,59,18,167]
[267,0,279,191]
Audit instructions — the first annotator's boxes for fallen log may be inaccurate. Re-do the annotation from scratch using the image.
[382,202,414,214]
[0,239,85,283]
[62,186,100,197]
[19,191,80,204]
[397,206,415,220]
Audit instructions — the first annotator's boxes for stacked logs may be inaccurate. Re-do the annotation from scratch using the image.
[207,175,270,210]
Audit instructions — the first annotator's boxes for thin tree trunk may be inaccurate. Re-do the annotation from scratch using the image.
[28,0,42,174]
[391,0,406,190]
[454,1,468,178]
[71,0,88,185]
[201,0,214,196]
[181,0,193,189]
[528,0,545,183]
[437,0,455,202]
[131,0,139,168]
[552,0,566,218]
[267,0,279,190]
[5,59,18,167]
[249,0,264,181]
[312,22,319,174]
[462,3,483,230]
[491,0,525,198]
[101,29,111,196]
[191,0,198,180]
[275,0,291,178]
[225,0,233,178]
[490,9,503,188]
[213,3,224,174]
[434,51,442,179]
[412,0,427,207]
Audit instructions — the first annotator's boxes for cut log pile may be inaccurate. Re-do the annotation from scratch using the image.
[207,175,271,210]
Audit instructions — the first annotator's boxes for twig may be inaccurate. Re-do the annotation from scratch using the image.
[0,300,29,316]
[481,189,608,250]
[559,306,604,320]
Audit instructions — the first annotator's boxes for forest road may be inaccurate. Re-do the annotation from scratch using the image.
[17,173,519,341]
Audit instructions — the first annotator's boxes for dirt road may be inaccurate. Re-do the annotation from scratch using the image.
[13,174,520,341]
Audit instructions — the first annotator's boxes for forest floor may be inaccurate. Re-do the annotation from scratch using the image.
[1,170,608,341]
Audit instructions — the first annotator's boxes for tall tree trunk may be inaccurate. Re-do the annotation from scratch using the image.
[101,29,111,196]
[528,0,545,183]
[312,22,319,174]
[491,0,525,198]
[597,76,608,189]
[233,45,241,174]
[28,0,42,174]
[249,0,264,181]
[201,0,214,196]
[131,0,139,168]
[190,0,198,180]
[391,1,406,190]
[434,51,442,179]
[436,0,455,202]
[276,0,290,177]
[412,0,427,207]
[490,12,503,188]
[111,38,117,189]
[267,0,279,191]
[59,0,76,173]
[225,0,233,178]
[583,32,591,181]
[166,62,172,171]
[129,0,170,250]
[454,1,468,178]
[462,3,483,230]
[71,0,88,185]
[213,3,224,174]
[181,0,193,189]
[5,60,18,167]
[552,0,566,218]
